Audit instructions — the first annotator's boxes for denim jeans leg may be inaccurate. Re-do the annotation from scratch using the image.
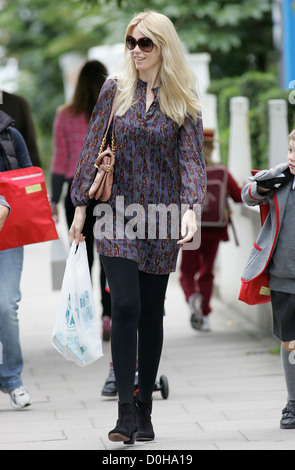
[0,247,24,392]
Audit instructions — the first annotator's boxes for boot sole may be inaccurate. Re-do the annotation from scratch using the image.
[280,423,295,429]
[101,391,117,397]
[108,432,136,444]
[136,437,154,441]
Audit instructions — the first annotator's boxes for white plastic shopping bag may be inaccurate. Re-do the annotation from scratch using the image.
[51,240,103,367]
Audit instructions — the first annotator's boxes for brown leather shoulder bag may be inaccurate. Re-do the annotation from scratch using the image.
[89,87,119,202]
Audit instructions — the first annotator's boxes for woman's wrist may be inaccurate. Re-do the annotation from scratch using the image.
[75,205,87,213]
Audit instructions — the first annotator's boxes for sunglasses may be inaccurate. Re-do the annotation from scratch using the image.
[126,35,154,52]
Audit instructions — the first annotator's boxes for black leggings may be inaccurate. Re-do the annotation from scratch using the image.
[100,255,169,403]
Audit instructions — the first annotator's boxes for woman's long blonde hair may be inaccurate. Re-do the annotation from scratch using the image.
[114,11,202,127]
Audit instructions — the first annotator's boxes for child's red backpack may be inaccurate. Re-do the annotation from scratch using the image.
[202,164,229,227]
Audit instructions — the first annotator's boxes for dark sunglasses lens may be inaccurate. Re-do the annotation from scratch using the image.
[126,36,154,52]
[138,38,153,52]
[126,37,136,50]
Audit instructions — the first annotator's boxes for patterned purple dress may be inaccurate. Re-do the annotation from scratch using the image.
[71,78,206,274]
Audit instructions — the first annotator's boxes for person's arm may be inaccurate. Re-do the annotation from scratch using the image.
[227,170,243,203]
[241,163,291,206]
[0,196,10,231]
[50,109,69,220]
[177,116,206,245]
[69,205,86,245]
[18,95,42,167]
[0,130,31,230]
[178,208,198,245]
[51,110,69,192]
[11,128,32,168]
[241,181,270,206]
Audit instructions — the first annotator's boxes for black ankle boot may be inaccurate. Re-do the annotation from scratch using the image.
[135,397,155,441]
[108,401,138,445]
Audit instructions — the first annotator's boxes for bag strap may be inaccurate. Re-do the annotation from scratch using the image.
[105,85,119,140]
[97,84,119,157]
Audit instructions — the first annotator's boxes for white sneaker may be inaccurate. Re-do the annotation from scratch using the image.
[9,387,32,410]
[188,293,203,330]
[201,316,211,332]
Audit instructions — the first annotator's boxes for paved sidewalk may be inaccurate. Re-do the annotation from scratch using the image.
[0,239,294,450]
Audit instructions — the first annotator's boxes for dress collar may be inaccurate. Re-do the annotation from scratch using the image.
[137,78,160,93]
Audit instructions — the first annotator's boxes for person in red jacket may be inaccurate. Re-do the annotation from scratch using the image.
[180,129,242,332]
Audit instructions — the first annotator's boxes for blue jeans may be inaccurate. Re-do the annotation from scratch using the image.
[0,247,24,392]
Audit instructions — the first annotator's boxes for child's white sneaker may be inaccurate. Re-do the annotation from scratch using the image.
[201,315,211,332]
[9,386,32,410]
[188,293,203,330]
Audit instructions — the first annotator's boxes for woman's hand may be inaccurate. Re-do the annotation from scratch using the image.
[177,209,197,245]
[69,205,87,245]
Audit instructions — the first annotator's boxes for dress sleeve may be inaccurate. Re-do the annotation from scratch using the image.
[177,116,206,210]
[71,79,117,206]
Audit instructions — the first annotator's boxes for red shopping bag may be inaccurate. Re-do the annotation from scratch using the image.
[0,166,58,251]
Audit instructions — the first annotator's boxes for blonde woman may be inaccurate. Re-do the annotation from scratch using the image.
[70,10,206,444]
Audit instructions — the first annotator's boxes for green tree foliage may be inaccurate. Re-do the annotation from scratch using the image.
[84,0,274,77]
[0,0,274,169]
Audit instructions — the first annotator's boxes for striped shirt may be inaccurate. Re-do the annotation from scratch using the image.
[51,107,89,179]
